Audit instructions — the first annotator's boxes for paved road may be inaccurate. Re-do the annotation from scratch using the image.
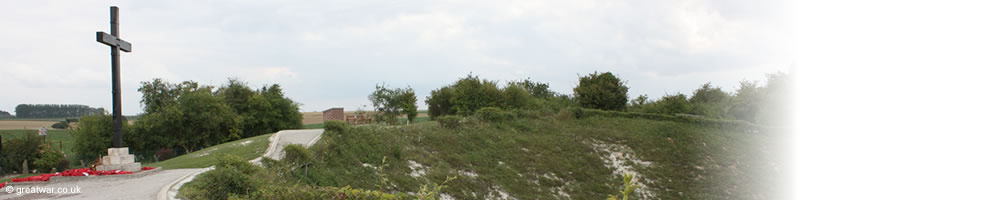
[0,169,201,200]
[0,129,324,200]
[169,129,323,200]
[258,129,324,162]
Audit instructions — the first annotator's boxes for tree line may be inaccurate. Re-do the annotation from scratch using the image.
[12,104,105,119]
[73,78,302,162]
[370,71,789,125]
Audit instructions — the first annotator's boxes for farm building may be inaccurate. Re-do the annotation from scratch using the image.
[323,107,345,121]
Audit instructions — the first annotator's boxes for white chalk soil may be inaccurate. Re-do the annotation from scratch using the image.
[0,129,323,200]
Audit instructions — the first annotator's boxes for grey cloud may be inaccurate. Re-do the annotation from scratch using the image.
[0,0,790,114]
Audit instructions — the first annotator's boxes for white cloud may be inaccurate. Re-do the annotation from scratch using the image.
[0,0,791,113]
[236,67,298,83]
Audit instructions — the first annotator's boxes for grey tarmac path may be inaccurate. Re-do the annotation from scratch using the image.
[0,129,323,200]
[0,168,201,200]
[166,129,323,200]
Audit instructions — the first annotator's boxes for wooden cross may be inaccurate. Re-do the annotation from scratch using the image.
[96,6,131,148]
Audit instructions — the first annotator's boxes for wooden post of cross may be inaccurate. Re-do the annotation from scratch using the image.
[96,6,132,148]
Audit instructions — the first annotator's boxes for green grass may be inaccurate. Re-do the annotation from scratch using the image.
[144,133,273,169]
[303,123,323,129]
[288,112,780,199]
[1,129,82,168]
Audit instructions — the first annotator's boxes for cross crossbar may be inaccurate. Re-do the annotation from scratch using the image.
[97,32,132,52]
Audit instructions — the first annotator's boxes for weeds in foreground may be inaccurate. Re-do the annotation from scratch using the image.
[417,176,457,200]
[375,156,391,191]
[607,173,640,200]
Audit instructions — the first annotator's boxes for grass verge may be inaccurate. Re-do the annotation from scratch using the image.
[144,133,273,169]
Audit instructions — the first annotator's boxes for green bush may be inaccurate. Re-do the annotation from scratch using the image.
[2,131,44,173]
[632,93,693,115]
[34,147,69,173]
[51,121,69,129]
[369,83,418,124]
[512,109,541,119]
[282,144,314,165]
[254,184,403,200]
[573,72,629,111]
[183,154,262,199]
[502,84,531,109]
[512,79,556,98]
[451,76,505,115]
[475,107,512,122]
[427,76,564,118]
[216,154,260,174]
[184,167,257,199]
[324,120,349,134]
[425,87,453,120]
[436,115,462,129]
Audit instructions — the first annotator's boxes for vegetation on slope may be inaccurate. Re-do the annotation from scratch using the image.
[265,109,778,199]
[144,133,272,170]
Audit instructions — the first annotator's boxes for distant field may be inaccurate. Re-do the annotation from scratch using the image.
[0,120,61,130]
[302,112,325,125]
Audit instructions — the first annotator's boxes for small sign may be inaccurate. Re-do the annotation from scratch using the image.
[38,127,47,136]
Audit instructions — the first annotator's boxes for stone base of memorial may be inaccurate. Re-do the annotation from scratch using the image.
[96,147,142,172]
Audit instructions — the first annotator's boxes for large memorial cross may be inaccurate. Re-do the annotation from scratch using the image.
[96,6,131,148]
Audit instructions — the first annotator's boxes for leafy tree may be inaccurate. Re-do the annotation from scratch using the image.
[690,83,730,104]
[216,78,255,114]
[628,94,650,111]
[757,72,790,124]
[253,84,303,135]
[13,104,103,118]
[217,79,303,137]
[727,80,762,122]
[633,93,692,115]
[425,86,454,120]
[512,78,556,98]
[502,83,531,109]
[689,83,732,118]
[427,76,566,119]
[74,114,118,161]
[369,83,418,124]
[0,110,13,119]
[132,108,180,155]
[174,85,242,152]
[573,72,629,111]
[450,76,505,115]
[1,131,44,173]
[138,78,181,113]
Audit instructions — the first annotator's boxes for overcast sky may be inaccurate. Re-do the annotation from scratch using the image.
[0,0,791,115]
